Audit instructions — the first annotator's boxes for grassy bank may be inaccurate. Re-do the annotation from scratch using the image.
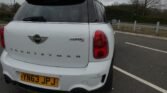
[112,23,167,38]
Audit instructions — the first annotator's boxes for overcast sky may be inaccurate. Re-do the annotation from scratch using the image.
[0,0,130,5]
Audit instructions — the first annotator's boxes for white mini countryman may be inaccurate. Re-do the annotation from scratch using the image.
[0,0,115,93]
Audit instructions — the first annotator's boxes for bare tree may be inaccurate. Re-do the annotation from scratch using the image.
[131,0,140,17]
[131,0,161,15]
[143,0,161,8]
[131,0,139,5]
[143,0,161,15]
[131,0,161,8]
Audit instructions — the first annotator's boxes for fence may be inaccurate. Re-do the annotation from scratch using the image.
[112,20,167,37]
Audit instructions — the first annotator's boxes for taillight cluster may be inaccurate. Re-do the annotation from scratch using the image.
[93,30,108,59]
[0,27,5,48]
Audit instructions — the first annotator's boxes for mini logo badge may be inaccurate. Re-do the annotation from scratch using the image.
[28,34,48,44]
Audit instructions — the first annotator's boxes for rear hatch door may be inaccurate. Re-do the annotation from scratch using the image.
[5,0,90,68]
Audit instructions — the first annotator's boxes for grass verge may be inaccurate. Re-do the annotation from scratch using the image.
[112,24,167,38]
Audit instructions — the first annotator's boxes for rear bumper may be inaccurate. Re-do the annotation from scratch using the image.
[1,51,112,92]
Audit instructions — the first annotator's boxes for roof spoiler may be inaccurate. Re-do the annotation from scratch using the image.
[26,0,86,5]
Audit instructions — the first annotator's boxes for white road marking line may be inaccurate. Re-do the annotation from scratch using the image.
[115,31,167,41]
[125,42,167,54]
[113,66,167,93]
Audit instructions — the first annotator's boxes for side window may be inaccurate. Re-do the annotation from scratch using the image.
[87,0,99,22]
[95,2,103,22]
[100,4,107,22]
[94,1,107,22]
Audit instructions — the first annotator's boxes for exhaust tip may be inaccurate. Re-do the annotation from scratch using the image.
[71,88,89,93]
[101,74,106,83]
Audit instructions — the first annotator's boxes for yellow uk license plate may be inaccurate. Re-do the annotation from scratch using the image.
[20,72,59,87]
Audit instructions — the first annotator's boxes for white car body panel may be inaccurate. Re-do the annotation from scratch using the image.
[1,50,111,91]
[0,0,115,92]
[88,23,115,62]
[1,22,114,91]
[5,21,89,68]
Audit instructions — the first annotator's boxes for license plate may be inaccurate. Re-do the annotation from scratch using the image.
[20,72,59,87]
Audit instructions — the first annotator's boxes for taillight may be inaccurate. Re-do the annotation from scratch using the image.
[0,27,5,48]
[93,30,109,59]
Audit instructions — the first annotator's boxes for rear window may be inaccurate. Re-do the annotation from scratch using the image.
[14,0,88,22]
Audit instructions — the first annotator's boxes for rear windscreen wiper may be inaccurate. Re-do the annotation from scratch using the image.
[23,16,47,22]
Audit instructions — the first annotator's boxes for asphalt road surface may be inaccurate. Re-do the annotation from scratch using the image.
[0,31,167,93]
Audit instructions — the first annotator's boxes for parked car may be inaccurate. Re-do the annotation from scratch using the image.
[0,0,115,92]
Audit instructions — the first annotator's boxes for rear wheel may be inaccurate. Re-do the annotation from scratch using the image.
[71,88,89,93]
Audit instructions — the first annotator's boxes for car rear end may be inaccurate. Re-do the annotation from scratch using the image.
[0,0,115,92]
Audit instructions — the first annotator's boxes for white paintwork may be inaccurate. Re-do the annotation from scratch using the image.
[1,15,114,92]
[1,50,112,91]
[89,23,115,62]
[1,21,115,91]
[5,21,89,68]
